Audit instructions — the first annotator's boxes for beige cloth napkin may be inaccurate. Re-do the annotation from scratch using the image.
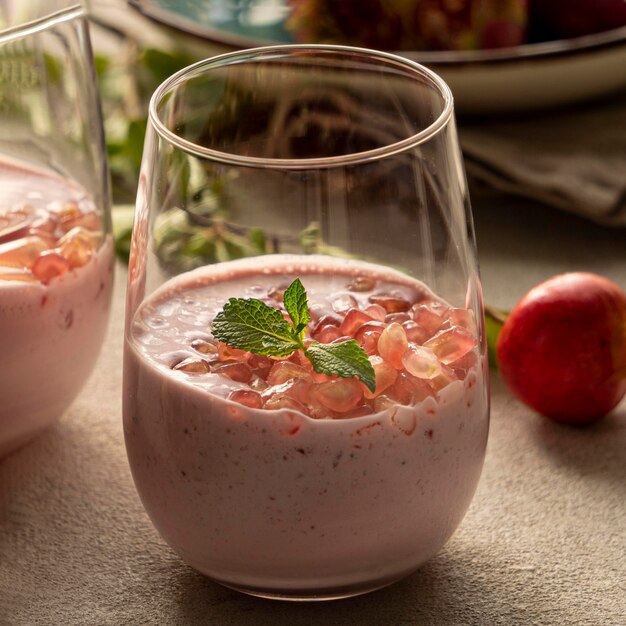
[459,92,626,227]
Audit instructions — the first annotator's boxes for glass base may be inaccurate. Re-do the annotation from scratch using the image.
[208,572,408,602]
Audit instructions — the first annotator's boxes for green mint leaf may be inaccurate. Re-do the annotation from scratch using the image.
[212,280,377,393]
[306,340,376,392]
[212,297,298,356]
[283,278,310,341]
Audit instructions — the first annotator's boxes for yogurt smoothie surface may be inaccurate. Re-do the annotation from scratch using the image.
[124,255,489,597]
[0,159,114,456]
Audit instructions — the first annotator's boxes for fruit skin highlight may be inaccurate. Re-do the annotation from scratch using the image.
[496,273,626,425]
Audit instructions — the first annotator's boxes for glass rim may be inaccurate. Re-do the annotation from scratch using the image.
[0,5,83,44]
[148,44,455,170]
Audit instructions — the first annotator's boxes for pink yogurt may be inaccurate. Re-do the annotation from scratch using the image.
[0,160,114,456]
[123,255,489,599]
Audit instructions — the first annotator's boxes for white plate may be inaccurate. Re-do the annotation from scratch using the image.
[128,0,626,116]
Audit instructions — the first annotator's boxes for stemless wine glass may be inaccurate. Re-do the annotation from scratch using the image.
[124,45,489,601]
[0,4,114,456]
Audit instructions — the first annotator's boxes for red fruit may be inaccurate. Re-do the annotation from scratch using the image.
[287,0,528,51]
[228,389,263,409]
[530,0,626,39]
[31,250,70,284]
[496,273,626,425]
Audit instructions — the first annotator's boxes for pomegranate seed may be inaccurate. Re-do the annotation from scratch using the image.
[385,312,410,324]
[331,294,357,314]
[347,275,376,292]
[410,303,447,336]
[377,322,408,369]
[173,357,210,374]
[368,293,410,313]
[364,356,398,399]
[190,338,218,355]
[412,380,435,402]
[308,405,334,420]
[263,395,309,415]
[390,371,434,404]
[0,236,49,268]
[313,378,363,413]
[402,343,442,379]
[313,324,343,343]
[228,389,263,409]
[363,304,386,321]
[57,203,100,233]
[402,320,429,345]
[267,285,289,301]
[58,227,95,269]
[31,250,70,284]
[285,378,313,404]
[427,299,449,315]
[248,354,273,378]
[267,361,312,386]
[339,308,372,336]
[442,308,476,333]
[214,362,253,383]
[330,335,354,344]
[423,327,477,364]
[374,395,395,412]
[288,350,312,369]
[429,365,459,392]
[354,321,386,343]
[360,330,382,355]
[217,342,249,362]
[55,201,80,228]
[311,314,340,336]
[449,349,478,378]
[355,322,386,355]
[81,211,101,231]
[311,369,332,383]
[264,378,312,405]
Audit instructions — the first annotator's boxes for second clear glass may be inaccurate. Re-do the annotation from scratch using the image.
[0,5,114,457]
[124,45,489,600]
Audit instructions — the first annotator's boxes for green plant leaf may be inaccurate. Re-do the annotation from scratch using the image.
[249,227,267,253]
[141,48,195,84]
[306,340,376,392]
[212,281,376,391]
[484,305,508,369]
[283,278,310,339]
[212,298,298,356]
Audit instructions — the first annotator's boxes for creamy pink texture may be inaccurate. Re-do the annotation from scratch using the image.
[0,240,113,455]
[0,161,114,456]
[123,256,489,597]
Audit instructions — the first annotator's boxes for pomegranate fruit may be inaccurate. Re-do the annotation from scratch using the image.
[496,272,626,425]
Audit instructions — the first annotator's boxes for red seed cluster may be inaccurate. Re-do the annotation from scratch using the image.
[171,279,479,420]
[0,201,102,284]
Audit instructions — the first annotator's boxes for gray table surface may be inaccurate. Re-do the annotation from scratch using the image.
[1,186,625,626]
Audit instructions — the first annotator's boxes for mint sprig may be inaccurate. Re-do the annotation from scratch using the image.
[211,297,297,357]
[211,278,376,392]
[283,278,310,340]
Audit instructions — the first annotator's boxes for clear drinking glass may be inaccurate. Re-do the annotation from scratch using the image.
[124,45,489,600]
[0,4,114,456]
